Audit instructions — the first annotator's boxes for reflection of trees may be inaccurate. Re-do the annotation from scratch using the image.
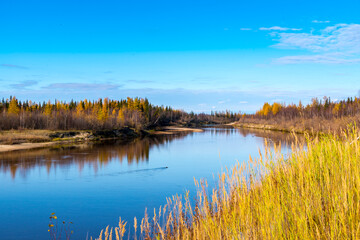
[204,126,303,148]
[205,127,239,136]
[0,132,190,179]
[236,127,305,148]
[0,128,301,180]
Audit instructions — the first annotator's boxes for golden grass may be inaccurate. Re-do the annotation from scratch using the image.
[0,129,52,144]
[94,128,360,240]
[0,129,91,145]
[235,115,360,135]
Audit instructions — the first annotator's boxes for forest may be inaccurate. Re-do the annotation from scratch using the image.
[239,96,360,133]
[0,96,240,130]
[2,95,360,133]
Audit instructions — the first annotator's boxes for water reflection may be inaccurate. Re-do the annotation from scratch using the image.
[0,127,301,240]
[205,127,304,147]
[0,127,303,180]
[237,128,304,146]
[0,132,191,179]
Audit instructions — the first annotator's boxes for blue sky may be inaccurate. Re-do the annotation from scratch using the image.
[1,0,360,112]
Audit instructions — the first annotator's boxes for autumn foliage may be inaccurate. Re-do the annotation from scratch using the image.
[240,96,360,133]
[0,96,241,131]
[0,96,184,130]
[253,97,360,119]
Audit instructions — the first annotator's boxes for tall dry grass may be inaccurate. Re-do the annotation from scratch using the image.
[94,128,360,240]
[236,114,360,135]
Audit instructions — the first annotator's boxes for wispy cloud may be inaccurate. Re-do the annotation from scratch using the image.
[1,64,28,69]
[272,23,360,64]
[259,26,302,31]
[274,24,360,51]
[275,54,360,64]
[240,28,252,31]
[43,83,123,91]
[126,79,154,84]
[218,99,230,104]
[312,20,330,24]
[10,80,38,89]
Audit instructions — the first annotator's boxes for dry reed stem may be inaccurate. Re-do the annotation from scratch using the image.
[95,128,360,240]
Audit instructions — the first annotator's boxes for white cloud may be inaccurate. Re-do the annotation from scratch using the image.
[240,28,252,31]
[272,23,360,64]
[218,99,230,104]
[312,20,330,23]
[275,54,360,64]
[43,83,123,91]
[10,80,38,89]
[274,24,360,52]
[259,26,302,31]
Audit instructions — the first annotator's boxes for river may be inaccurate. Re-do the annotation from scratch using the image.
[0,127,298,239]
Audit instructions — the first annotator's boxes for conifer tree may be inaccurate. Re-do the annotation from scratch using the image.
[8,97,20,114]
[44,101,52,116]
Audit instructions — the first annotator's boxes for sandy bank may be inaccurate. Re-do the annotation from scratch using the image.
[151,126,204,135]
[0,142,59,153]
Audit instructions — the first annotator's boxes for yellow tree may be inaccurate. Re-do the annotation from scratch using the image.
[8,97,20,114]
[118,109,125,125]
[44,100,52,116]
[262,103,271,116]
[98,98,109,122]
[332,103,341,117]
[127,97,133,110]
[134,97,141,110]
[271,102,281,115]
[84,99,91,112]
[76,101,84,116]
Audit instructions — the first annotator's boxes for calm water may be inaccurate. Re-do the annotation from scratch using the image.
[0,127,297,239]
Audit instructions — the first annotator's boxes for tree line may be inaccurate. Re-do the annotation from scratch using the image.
[0,96,184,130]
[247,96,360,120]
[0,96,241,130]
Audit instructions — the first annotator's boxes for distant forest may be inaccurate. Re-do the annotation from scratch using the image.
[3,95,357,132]
[0,96,241,130]
[240,96,360,132]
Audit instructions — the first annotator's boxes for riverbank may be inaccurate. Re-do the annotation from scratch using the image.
[0,126,204,153]
[228,122,306,134]
[95,129,360,239]
[229,115,358,135]
[150,126,204,135]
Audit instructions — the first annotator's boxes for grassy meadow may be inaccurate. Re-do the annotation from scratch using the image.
[93,128,360,240]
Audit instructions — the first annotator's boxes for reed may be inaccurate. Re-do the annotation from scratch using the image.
[94,128,360,239]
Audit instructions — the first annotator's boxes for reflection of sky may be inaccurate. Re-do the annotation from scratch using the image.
[0,128,297,240]
[1,0,360,112]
